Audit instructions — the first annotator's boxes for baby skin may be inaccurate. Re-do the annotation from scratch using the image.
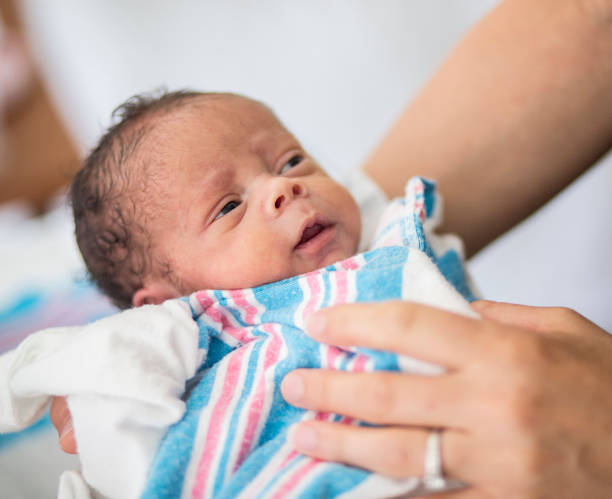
[128,94,362,307]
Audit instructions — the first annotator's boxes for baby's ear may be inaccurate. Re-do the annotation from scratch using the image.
[132,281,181,307]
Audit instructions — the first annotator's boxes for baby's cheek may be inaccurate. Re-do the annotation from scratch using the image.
[237,245,289,288]
[344,196,362,250]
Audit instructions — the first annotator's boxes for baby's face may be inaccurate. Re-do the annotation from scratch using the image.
[140,95,361,296]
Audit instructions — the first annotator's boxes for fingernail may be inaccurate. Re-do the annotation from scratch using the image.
[281,372,304,403]
[306,312,325,338]
[288,424,317,452]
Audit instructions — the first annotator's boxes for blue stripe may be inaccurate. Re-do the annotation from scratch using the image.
[423,178,436,217]
[297,463,370,498]
[254,452,305,499]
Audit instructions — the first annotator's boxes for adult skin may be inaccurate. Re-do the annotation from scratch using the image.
[282,300,612,498]
[281,0,612,497]
[363,0,612,257]
[52,0,612,496]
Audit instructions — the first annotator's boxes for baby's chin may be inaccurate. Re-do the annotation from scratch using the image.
[293,247,359,278]
[178,247,360,293]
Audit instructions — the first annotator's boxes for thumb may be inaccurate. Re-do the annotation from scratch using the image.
[471,300,567,333]
[472,300,609,341]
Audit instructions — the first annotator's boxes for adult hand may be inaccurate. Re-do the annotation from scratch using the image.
[49,396,77,454]
[281,300,612,498]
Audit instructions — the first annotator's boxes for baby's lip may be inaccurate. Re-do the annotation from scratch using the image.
[294,214,334,250]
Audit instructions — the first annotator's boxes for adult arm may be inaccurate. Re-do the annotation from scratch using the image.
[363,0,612,256]
[282,301,612,498]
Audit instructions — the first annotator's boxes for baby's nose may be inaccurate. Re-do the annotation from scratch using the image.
[265,178,306,216]
[273,183,304,209]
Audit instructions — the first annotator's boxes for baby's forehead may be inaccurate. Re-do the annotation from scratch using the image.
[129,93,290,187]
[139,95,291,165]
[156,94,281,135]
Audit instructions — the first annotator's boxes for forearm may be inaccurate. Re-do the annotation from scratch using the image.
[363,0,612,257]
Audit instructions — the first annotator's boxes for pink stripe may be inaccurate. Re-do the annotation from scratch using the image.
[313,403,334,424]
[412,182,426,222]
[302,274,321,322]
[271,458,322,499]
[196,291,232,329]
[335,270,348,304]
[326,345,342,370]
[210,306,233,329]
[198,291,245,344]
[195,290,214,310]
[340,257,359,270]
[229,289,258,325]
[200,294,231,333]
[234,324,282,469]
[191,347,248,499]
[278,449,300,470]
[352,353,368,373]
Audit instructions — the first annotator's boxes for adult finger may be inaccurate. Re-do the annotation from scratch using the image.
[416,490,489,499]
[472,300,606,336]
[281,369,473,428]
[49,396,77,454]
[289,421,467,479]
[415,488,491,499]
[306,301,492,367]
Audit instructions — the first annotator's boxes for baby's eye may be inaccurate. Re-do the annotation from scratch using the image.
[279,155,303,174]
[214,200,241,220]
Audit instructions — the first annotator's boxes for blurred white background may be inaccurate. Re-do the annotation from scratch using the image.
[17,0,612,330]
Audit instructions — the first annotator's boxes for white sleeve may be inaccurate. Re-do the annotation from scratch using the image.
[0,299,200,499]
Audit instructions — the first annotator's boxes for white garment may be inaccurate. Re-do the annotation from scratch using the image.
[0,299,200,498]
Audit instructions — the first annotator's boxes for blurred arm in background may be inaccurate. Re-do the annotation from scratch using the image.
[364,0,612,257]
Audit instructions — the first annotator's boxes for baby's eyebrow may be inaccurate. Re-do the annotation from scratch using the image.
[205,165,234,191]
[249,129,293,158]
[248,132,272,158]
[187,165,235,231]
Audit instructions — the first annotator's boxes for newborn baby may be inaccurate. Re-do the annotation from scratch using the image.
[1,91,475,499]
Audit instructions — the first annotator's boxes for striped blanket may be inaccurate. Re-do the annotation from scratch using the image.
[0,178,476,498]
[141,177,475,498]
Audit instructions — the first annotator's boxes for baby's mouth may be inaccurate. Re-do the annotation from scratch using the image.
[294,217,335,251]
[297,223,325,246]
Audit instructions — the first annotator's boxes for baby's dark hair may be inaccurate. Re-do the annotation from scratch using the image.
[71,89,227,309]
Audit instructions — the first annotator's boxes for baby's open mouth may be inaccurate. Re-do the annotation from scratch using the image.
[298,223,325,246]
[295,218,335,251]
